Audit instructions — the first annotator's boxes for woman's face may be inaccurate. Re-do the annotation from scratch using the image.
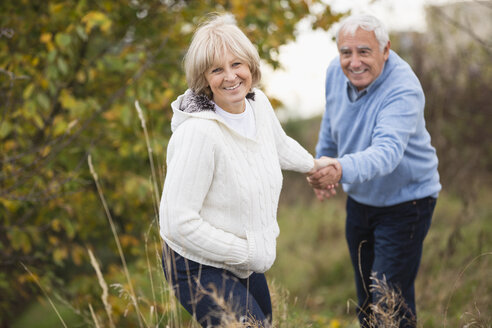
[204,50,252,114]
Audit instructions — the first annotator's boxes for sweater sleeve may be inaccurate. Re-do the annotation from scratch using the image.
[315,66,339,158]
[258,92,314,173]
[338,87,424,184]
[159,120,248,266]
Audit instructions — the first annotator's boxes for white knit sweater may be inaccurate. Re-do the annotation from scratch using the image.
[159,88,314,278]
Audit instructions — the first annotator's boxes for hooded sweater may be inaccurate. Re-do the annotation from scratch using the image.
[159,88,314,278]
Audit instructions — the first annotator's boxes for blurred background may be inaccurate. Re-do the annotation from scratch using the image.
[1,0,490,327]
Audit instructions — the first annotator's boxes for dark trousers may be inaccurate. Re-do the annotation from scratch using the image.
[345,196,436,328]
[162,246,272,327]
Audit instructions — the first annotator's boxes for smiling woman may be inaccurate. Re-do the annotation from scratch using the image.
[183,13,261,111]
[158,12,335,328]
[204,52,253,114]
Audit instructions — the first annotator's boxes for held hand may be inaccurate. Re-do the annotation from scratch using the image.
[310,156,339,173]
[313,187,337,202]
[307,157,342,189]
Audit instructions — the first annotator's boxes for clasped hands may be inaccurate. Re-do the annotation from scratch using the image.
[308,156,342,201]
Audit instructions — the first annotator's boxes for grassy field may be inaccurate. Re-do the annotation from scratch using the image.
[14,188,491,328]
[13,114,491,327]
[270,185,492,327]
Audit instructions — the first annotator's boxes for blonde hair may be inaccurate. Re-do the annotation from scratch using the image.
[184,13,261,98]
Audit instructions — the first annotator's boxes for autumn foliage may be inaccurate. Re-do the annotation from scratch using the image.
[0,0,342,325]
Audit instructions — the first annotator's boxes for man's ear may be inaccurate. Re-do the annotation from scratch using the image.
[384,41,391,61]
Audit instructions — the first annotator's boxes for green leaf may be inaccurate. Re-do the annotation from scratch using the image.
[55,33,71,49]
[9,227,32,253]
[0,121,12,138]
[57,57,69,75]
[36,92,51,110]
[23,83,35,100]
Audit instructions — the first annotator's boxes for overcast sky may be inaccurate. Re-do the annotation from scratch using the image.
[262,0,455,119]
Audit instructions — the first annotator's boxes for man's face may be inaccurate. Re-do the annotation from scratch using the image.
[338,28,390,91]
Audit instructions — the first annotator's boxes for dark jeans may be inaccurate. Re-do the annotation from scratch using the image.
[162,246,272,327]
[345,196,436,328]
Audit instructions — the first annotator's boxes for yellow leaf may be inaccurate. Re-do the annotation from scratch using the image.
[53,115,68,136]
[67,119,78,132]
[59,90,76,108]
[41,145,51,158]
[88,68,96,81]
[329,319,341,328]
[102,105,122,121]
[40,78,49,90]
[120,234,139,248]
[81,11,112,34]
[23,83,35,99]
[49,3,65,14]
[163,88,174,102]
[59,89,86,115]
[40,32,52,43]
[3,140,17,152]
[71,245,85,266]
[19,272,43,285]
[49,236,59,245]
[76,70,86,83]
[51,218,61,232]
[0,198,20,212]
[53,247,68,264]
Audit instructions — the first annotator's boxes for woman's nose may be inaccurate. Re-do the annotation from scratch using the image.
[224,68,236,81]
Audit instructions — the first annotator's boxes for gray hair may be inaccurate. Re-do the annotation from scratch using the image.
[335,14,389,51]
[183,13,261,98]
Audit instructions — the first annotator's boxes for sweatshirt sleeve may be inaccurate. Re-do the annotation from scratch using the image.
[159,120,248,266]
[259,91,314,173]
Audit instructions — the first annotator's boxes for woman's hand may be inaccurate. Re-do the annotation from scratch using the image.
[307,157,342,200]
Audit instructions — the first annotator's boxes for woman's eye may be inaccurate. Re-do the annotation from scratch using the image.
[211,67,222,73]
[232,62,241,67]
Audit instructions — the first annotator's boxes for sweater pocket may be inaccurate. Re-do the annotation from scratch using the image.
[240,224,279,273]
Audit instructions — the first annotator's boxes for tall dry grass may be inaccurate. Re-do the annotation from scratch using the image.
[84,101,278,327]
[20,104,492,328]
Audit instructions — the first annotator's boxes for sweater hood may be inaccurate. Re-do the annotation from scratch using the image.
[170,89,255,132]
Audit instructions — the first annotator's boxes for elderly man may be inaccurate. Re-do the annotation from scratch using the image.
[308,14,441,327]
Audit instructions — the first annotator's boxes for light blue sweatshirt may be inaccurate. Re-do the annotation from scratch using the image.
[316,50,441,206]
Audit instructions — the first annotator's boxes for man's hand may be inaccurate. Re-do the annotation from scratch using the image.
[311,156,339,173]
[307,157,343,189]
[313,187,337,202]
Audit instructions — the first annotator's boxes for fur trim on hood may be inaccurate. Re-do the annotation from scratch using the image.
[179,89,255,113]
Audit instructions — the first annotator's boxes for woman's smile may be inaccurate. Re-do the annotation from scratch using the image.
[205,50,252,114]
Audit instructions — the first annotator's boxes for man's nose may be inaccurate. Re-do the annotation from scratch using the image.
[350,54,362,67]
